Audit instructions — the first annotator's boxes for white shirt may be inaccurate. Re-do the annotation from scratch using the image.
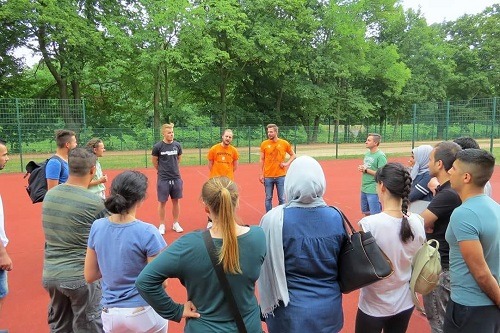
[358,213,426,316]
[0,195,8,247]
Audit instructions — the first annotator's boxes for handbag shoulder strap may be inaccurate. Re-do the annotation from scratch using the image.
[202,230,248,333]
[330,206,356,234]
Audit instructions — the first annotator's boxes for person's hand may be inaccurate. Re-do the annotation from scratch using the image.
[259,175,264,184]
[101,175,108,183]
[358,164,366,173]
[182,300,201,319]
[0,252,13,271]
[279,162,285,169]
[428,177,439,196]
[162,279,168,289]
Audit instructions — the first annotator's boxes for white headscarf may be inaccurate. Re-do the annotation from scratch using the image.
[258,156,327,316]
[410,145,433,180]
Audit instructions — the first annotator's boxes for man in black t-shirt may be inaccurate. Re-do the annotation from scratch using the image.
[152,123,184,234]
[420,141,462,333]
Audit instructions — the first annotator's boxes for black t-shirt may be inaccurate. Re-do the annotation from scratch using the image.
[151,140,182,180]
[426,181,462,269]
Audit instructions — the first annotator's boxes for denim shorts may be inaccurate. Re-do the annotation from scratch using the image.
[0,269,8,299]
[360,192,382,215]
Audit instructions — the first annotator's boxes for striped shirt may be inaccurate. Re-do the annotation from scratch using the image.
[42,184,108,281]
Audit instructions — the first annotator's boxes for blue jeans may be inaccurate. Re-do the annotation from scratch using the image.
[423,269,451,333]
[264,176,285,212]
[0,270,8,299]
[360,192,382,215]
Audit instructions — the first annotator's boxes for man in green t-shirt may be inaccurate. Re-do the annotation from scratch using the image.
[358,133,387,215]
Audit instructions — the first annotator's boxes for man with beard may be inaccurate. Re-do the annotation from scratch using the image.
[206,129,239,228]
[259,124,296,212]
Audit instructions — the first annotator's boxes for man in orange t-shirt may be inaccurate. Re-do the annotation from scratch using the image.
[259,124,296,212]
[207,129,239,180]
[206,129,239,227]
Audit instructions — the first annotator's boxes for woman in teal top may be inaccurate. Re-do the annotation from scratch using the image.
[136,177,266,333]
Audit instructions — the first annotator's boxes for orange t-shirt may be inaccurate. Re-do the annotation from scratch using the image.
[260,139,293,178]
[207,144,239,180]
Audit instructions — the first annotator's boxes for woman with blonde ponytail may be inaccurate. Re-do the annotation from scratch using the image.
[136,176,266,333]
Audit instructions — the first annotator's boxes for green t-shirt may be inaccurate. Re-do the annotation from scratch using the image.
[361,149,387,194]
[42,184,108,281]
[88,159,105,194]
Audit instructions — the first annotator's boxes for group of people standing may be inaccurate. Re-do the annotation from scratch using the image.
[356,133,500,333]
[0,126,499,333]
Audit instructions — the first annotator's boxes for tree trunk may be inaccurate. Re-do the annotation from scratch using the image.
[37,25,80,132]
[311,115,320,143]
[276,86,283,113]
[153,65,161,140]
[164,65,169,123]
[219,64,227,129]
[71,80,81,100]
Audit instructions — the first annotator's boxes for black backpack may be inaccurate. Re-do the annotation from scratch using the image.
[24,155,63,203]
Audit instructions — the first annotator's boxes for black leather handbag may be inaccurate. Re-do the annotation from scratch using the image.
[332,207,394,294]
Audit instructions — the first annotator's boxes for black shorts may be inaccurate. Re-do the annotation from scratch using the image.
[157,178,183,202]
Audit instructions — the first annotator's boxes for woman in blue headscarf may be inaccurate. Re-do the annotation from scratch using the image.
[258,156,346,333]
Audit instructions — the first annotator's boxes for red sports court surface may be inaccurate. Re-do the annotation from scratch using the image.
[2,158,499,332]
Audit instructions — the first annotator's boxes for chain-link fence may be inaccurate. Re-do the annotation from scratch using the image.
[1,97,498,172]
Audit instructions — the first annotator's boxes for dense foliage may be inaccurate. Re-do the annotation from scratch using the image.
[1,0,499,141]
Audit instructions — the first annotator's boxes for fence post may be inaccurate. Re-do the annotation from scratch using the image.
[82,99,87,130]
[15,98,23,172]
[412,104,416,149]
[248,126,251,164]
[335,120,339,159]
[198,127,202,165]
[328,116,331,144]
[445,101,450,140]
[144,130,148,168]
[491,97,497,153]
[294,125,297,153]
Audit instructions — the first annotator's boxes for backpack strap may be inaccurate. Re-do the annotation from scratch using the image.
[48,155,66,180]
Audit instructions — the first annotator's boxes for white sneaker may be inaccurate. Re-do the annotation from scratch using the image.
[172,222,184,233]
[158,224,166,235]
[207,221,213,229]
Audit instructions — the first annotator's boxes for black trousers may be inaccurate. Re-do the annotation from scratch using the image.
[355,306,414,333]
[444,299,500,333]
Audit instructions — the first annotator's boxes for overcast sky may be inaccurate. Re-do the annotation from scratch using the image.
[400,0,499,24]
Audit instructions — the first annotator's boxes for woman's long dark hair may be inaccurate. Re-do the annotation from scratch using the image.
[375,163,415,243]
